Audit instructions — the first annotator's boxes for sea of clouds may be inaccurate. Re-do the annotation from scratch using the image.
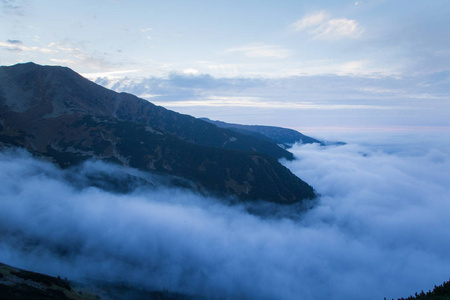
[1,132,449,300]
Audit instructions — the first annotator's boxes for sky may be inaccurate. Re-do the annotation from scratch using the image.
[1,0,450,134]
[1,134,450,300]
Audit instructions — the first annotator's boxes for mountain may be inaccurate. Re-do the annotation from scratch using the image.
[200,117,323,148]
[0,62,315,204]
[0,262,199,300]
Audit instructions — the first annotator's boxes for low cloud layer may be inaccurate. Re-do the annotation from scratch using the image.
[1,136,450,299]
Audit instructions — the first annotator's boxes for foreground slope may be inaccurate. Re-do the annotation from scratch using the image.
[0,62,315,203]
[0,262,198,300]
[0,262,93,300]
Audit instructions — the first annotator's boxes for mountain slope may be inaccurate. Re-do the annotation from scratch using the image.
[0,262,94,300]
[0,62,315,204]
[0,262,199,300]
[201,117,323,147]
[0,62,293,160]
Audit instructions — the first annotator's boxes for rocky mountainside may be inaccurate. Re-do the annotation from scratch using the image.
[0,62,315,204]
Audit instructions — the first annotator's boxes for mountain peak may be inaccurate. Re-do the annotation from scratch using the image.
[3,61,74,74]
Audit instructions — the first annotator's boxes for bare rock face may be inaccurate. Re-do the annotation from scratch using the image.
[0,62,315,204]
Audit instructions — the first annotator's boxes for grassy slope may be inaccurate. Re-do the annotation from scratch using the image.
[0,262,205,300]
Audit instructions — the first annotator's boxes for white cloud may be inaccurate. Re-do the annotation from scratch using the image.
[291,11,328,32]
[47,42,80,54]
[335,60,368,75]
[313,18,364,40]
[0,40,56,53]
[201,63,239,77]
[181,68,199,75]
[282,58,398,77]
[43,41,122,72]
[225,44,292,59]
[151,95,400,110]
[291,11,364,40]
[82,69,141,80]
[49,58,75,64]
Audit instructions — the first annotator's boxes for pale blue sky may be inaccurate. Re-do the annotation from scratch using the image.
[1,0,450,134]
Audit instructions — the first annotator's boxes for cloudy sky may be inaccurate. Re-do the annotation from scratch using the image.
[1,0,450,134]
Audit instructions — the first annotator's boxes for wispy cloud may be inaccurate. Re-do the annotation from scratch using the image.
[46,41,120,71]
[291,11,329,32]
[1,0,24,16]
[49,58,75,65]
[196,61,239,76]
[225,44,292,59]
[0,40,56,53]
[83,69,142,80]
[47,42,78,53]
[291,11,364,40]
[6,39,22,45]
[313,18,363,40]
[141,27,153,40]
[151,96,400,111]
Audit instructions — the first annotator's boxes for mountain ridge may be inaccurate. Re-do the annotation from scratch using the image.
[0,62,315,204]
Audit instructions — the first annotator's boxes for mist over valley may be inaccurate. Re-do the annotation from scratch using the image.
[1,130,449,299]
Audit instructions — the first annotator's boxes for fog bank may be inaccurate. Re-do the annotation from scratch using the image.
[1,135,449,299]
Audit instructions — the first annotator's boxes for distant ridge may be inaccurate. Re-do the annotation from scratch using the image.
[200,117,323,148]
[0,62,316,204]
